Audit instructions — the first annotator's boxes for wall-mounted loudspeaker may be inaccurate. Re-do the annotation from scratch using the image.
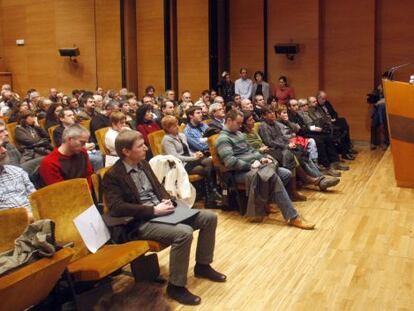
[274,44,299,60]
[58,48,80,57]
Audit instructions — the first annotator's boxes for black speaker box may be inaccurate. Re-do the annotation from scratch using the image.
[58,47,80,57]
[274,44,299,54]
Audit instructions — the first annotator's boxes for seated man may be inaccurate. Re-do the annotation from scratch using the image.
[103,130,226,305]
[316,91,357,160]
[0,138,35,219]
[54,108,103,172]
[39,124,93,187]
[184,106,209,153]
[216,110,315,229]
[0,119,42,178]
[208,102,225,131]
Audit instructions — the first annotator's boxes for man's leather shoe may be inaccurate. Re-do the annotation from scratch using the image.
[288,216,315,230]
[318,176,340,191]
[323,168,341,177]
[349,149,359,154]
[342,153,355,160]
[194,264,227,282]
[167,283,201,305]
[290,192,307,202]
[331,162,349,171]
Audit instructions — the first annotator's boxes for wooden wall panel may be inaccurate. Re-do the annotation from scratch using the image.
[95,0,122,91]
[229,0,264,82]
[177,0,209,98]
[1,1,29,94]
[377,0,414,83]
[53,0,97,93]
[322,0,375,141]
[0,0,121,96]
[124,0,138,94]
[136,0,165,99]
[267,0,320,98]
[0,9,5,71]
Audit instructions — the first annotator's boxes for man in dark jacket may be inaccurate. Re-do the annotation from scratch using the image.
[316,91,357,160]
[102,130,226,306]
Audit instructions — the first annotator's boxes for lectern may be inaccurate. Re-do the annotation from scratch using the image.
[382,79,414,188]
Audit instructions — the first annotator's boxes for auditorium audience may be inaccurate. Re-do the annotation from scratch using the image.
[295,98,347,176]
[259,108,339,195]
[103,130,226,305]
[216,110,314,227]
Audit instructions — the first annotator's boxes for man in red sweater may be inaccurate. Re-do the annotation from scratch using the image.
[39,124,93,187]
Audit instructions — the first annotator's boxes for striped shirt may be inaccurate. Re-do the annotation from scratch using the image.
[215,127,262,171]
[0,165,35,213]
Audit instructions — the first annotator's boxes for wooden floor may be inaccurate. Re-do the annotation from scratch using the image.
[117,147,414,310]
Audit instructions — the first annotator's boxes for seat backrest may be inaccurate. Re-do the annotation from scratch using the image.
[95,127,110,155]
[6,122,17,145]
[80,119,91,130]
[148,129,165,156]
[29,178,94,260]
[38,118,46,130]
[207,134,225,170]
[254,122,261,134]
[178,123,186,132]
[48,125,59,147]
[91,166,112,214]
[0,208,29,253]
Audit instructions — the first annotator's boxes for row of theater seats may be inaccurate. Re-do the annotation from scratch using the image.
[0,176,164,311]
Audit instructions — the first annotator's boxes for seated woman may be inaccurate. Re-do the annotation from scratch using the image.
[258,108,340,199]
[276,107,319,165]
[15,110,53,162]
[105,111,131,156]
[44,103,63,131]
[161,115,221,208]
[136,104,161,148]
[7,101,30,123]
[241,112,305,201]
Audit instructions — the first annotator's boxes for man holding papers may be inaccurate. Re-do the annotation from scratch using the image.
[103,130,226,306]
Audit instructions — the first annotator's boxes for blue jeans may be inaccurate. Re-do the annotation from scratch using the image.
[88,150,104,172]
[234,167,298,221]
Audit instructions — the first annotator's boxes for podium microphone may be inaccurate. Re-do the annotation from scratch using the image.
[387,63,410,80]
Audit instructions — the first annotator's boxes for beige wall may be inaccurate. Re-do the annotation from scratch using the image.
[0,0,121,96]
[136,0,165,99]
[177,0,209,99]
